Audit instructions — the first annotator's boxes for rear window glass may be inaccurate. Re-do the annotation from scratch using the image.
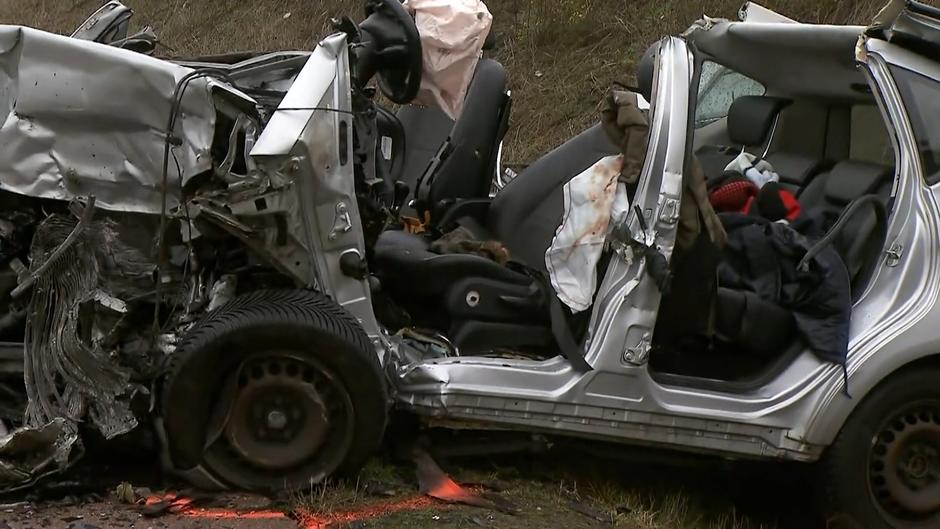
[892,66,940,184]
[694,61,766,128]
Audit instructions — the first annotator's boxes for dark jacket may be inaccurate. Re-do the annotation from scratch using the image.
[718,213,852,365]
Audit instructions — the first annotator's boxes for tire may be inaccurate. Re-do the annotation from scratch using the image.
[160,289,387,491]
[819,366,940,529]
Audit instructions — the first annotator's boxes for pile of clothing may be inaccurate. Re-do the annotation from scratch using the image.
[707,152,801,223]
[701,152,852,367]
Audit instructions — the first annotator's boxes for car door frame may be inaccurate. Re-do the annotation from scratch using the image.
[798,36,940,446]
[389,36,697,447]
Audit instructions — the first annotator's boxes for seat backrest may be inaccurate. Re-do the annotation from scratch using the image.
[414,59,510,218]
[765,152,830,193]
[396,105,454,203]
[798,160,893,291]
[487,124,618,271]
[799,160,891,213]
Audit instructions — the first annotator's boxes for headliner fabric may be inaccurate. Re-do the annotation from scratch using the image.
[688,21,867,101]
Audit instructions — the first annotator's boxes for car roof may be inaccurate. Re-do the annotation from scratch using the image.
[686,20,868,102]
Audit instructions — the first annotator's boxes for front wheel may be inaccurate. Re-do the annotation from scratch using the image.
[160,289,387,491]
[820,366,940,529]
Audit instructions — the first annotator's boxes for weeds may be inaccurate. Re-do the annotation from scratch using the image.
[289,478,365,517]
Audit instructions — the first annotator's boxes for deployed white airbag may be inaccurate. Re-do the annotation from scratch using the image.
[404,0,493,119]
[545,155,631,313]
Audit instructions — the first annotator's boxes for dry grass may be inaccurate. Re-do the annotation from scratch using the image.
[282,456,806,529]
[0,0,898,163]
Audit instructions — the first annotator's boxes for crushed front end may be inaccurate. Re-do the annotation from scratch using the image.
[0,22,376,491]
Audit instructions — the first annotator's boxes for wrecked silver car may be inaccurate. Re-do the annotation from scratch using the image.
[1,1,938,528]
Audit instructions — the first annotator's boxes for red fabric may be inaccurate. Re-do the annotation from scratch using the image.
[709,179,759,213]
[778,189,801,221]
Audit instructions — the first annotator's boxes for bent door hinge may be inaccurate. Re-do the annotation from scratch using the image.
[886,241,904,267]
[623,334,652,365]
[329,202,352,240]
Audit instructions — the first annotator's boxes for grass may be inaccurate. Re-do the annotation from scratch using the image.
[0,0,899,163]
[284,452,816,529]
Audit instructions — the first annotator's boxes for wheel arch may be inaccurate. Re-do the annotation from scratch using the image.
[803,352,940,449]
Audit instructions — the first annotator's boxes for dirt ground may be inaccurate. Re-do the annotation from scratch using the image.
[0,445,826,529]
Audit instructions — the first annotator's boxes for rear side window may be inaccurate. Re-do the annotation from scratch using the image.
[694,61,766,128]
[892,66,940,184]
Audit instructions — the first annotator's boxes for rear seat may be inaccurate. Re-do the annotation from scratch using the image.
[770,152,833,193]
[697,96,829,192]
[797,160,893,291]
[712,160,892,356]
[798,160,892,213]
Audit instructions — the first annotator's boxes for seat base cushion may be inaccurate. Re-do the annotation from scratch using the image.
[372,230,553,352]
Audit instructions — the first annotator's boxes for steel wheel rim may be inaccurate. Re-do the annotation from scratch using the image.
[867,400,940,526]
[204,353,355,488]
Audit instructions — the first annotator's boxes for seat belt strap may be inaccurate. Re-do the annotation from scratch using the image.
[507,261,593,372]
[548,293,593,373]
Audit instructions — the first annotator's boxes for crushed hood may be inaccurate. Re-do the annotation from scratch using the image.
[0,26,220,213]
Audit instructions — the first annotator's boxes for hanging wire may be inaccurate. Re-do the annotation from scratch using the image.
[150,72,363,336]
[151,68,235,337]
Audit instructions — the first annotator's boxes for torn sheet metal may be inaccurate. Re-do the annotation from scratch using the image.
[21,200,161,446]
[0,418,77,492]
[545,155,631,313]
[868,0,940,58]
[738,2,796,24]
[0,26,218,213]
[404,0,493,119]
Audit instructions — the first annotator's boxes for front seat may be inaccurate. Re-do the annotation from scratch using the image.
[410,59,511,221]
[373,124,618,353]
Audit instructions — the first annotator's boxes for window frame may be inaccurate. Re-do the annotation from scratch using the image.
[890,65,940,185]
[693,60,766,129]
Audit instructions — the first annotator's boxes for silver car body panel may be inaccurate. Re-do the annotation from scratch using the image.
[0,26,225,213]
[800,37,940,445]
[738,2,796,24]
[246,33,381,340]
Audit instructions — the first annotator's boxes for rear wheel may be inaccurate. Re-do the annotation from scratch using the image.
[820,367,940,529]
[161,289,387,491]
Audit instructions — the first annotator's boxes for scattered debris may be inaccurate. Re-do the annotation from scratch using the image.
[566,499,613,524]
[113,481,136,504]
[0,500,28,510]
[413,448,518,514]
[0,418,76,492]
[66,522,100,529]
[362,480,399,498]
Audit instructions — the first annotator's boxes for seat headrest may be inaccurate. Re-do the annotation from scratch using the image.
[824,161,892,205]
[727,96,792,147]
